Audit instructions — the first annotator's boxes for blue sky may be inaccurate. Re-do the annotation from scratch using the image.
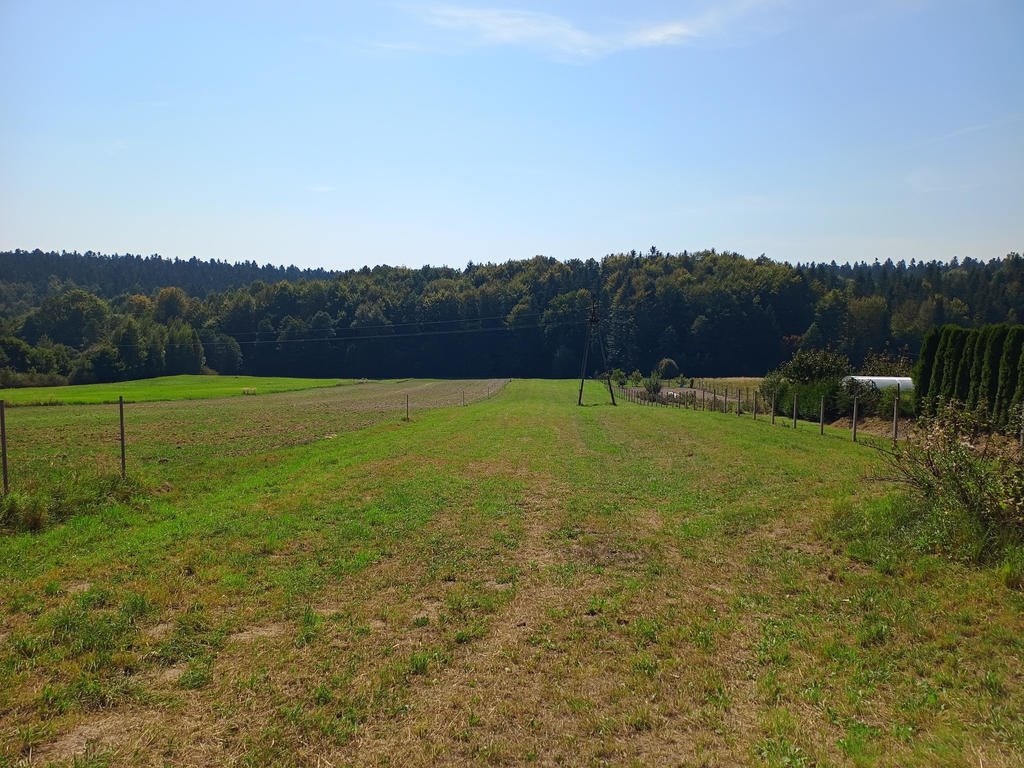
[1,0,1021,270]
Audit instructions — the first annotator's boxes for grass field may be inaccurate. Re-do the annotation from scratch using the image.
[0,375,348,406]
[693,377,764,392]
[1,379,1021,766]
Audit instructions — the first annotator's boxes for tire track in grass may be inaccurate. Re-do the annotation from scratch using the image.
[341,480,576,765]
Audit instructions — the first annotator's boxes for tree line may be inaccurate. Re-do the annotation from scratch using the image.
[0,248,1021,386]
[915,324,1024,429]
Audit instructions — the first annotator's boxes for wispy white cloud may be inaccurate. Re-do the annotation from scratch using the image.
[422,7,604,57]
[307,183,336,193]
[624,21,700,48]
[413,1,778,59]
[927,114,1024,144]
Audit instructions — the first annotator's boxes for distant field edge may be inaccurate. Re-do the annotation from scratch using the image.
[0,374,349,406]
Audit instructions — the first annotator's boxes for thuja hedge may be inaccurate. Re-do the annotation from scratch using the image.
[915,323,1024,428]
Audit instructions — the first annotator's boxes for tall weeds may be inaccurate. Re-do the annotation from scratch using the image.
[871,401,1023,560]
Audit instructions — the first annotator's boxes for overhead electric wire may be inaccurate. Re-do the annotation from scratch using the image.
[236,319,586,346]
[220,310,552,339]
[106,316,588,349]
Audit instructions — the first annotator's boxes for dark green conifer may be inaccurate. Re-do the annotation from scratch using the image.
[994,326,1023,426]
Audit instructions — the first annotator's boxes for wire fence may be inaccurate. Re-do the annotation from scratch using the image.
[616,383,918,447]
[0,379,510,499]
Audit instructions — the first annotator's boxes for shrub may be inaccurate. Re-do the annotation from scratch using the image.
[0,370,69,388]
[872,401,1024,561]
[877,385,914,419]
[761,348,852,420]
[759,371,788,411]
[780,348,851,384]
[642,373,663,397]
[837,378,881,418]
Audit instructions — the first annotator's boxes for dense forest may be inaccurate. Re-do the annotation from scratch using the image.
[1,248,1022,385]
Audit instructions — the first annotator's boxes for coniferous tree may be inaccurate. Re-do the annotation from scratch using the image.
[938,327,967,402]
[979,325,1010,411]
[994,326,1024,426]
[1010,350,1024,428]
[954,329,978,402]
[914,325,941,412]
[926,326,954,411]
[967,325,993,409]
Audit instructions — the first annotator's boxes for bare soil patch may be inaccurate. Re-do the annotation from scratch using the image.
[32,712,156,764]
[228,622,288,643]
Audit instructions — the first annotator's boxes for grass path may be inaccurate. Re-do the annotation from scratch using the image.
[1,380,1021,766]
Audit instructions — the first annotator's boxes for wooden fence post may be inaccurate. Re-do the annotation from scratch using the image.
[752,393,757,420]
[852,397,859,442]
[119,396,126,480]
[892,383,900,446]
[771,393,776,425]
[1,399,8,495]
[792,393,797,429]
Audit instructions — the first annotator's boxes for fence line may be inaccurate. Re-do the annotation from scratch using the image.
[0,378,512,497]
[1,399,8,495]
[616,383,920,448]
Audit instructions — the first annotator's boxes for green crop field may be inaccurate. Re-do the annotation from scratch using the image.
[0,375,350,406]
[1,379,1021,767]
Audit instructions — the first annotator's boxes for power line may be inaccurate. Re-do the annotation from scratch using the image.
[237,319,586,346]
[106,317,589,349]
[221,310,552,339]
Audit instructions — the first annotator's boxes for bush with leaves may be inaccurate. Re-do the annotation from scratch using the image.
[760,348,852,419]
[780,348,851,384]
[837,377,882,417]
[642,372,663,397]
[876,384,914,420]
[758,370,788,408]
[872,401,1024,561]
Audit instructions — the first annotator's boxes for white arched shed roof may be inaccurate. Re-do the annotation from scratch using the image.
[842,375,914,391]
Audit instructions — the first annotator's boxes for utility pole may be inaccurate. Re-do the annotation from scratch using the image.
[577,300,616,406]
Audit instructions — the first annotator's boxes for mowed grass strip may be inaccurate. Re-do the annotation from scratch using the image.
[0,379,1021,767]
[0,374,348,406]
